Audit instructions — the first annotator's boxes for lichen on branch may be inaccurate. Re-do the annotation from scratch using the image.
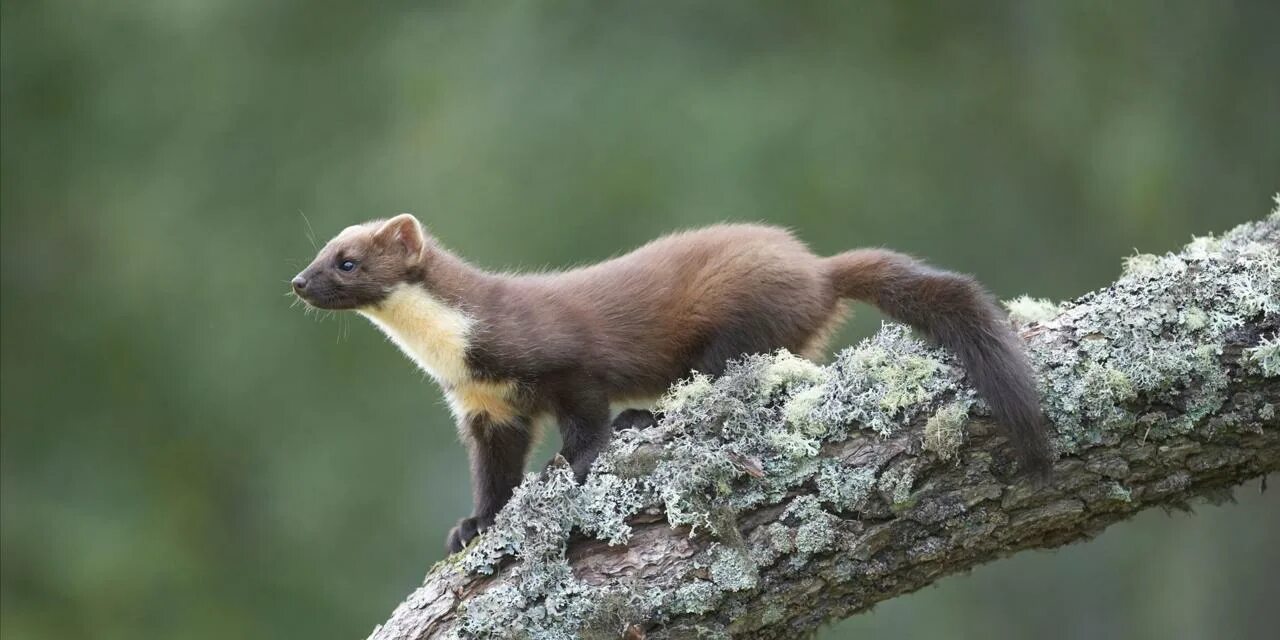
[369,203,1279,640]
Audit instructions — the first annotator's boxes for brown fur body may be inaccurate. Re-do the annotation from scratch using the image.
[292,215,1052,552]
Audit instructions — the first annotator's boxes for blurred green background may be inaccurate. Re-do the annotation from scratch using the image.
[2,1,1277,639]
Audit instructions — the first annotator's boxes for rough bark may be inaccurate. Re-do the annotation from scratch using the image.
[369,207,1279,640]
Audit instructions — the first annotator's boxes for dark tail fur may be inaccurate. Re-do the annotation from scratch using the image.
[826,249,1053,477]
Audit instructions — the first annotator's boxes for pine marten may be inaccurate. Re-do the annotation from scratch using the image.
[291,214,1053,552]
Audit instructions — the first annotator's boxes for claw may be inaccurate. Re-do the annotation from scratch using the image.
[445,516,488,553]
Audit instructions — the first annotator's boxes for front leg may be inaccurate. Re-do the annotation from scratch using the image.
[553,388,612,482]
[447,413,533,553]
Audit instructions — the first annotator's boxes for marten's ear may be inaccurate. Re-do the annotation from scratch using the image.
[375,213,426,261]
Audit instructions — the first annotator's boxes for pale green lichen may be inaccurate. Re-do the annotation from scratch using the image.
[749,522,797,567]
[673,581,723,615]
[656,372,715,415]
[578,473,646,545]
[785,324,963,436]
[1183,236,1223,261]
[878,460,919,507]
[781,384,830,436]
[766,426,823,459]
[1074,363,1137,429]
[1180,307,1209,331]
[783,495,840,558]
[876,356,943,414]
[1030,209,1278,450]
[708,544,758,592]
[1121,252,1179,279]
[816,461,877,512]
[923,398,973,460]
[758,351,828,395]
[1005,295,1061,325]
[1247,336,1280,377]
[760,602,786,625]
[1108,483,1133,503]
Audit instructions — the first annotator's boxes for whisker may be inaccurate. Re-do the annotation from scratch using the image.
[299,210,319,251]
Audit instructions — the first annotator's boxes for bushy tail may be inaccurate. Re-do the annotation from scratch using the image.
[826,249,1053,477]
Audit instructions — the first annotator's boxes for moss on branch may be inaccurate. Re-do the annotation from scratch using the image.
[369,203,1280,640]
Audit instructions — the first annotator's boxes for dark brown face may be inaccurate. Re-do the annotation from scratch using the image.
[291,214,426,310]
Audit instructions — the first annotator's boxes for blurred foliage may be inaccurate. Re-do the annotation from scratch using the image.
[2,1,1277,639]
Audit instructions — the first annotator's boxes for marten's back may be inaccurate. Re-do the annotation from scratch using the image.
[516,224,844,394]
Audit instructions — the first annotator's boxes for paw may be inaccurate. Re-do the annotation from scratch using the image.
[612,409,659,432]
[445,515,490,554]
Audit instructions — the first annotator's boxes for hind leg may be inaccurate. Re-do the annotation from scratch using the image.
[606,332,768,436]
[692,325,776,377]
[691,320,808,373]
[693,305,848,375]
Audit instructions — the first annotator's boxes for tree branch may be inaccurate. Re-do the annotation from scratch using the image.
[369,206,1279,640]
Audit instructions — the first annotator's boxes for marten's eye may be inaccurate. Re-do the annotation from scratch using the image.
[338,259,357,272]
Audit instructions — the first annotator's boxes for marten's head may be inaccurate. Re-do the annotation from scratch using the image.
[292,213,427,310]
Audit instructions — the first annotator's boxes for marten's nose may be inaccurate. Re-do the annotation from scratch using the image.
[291,275,308,291]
